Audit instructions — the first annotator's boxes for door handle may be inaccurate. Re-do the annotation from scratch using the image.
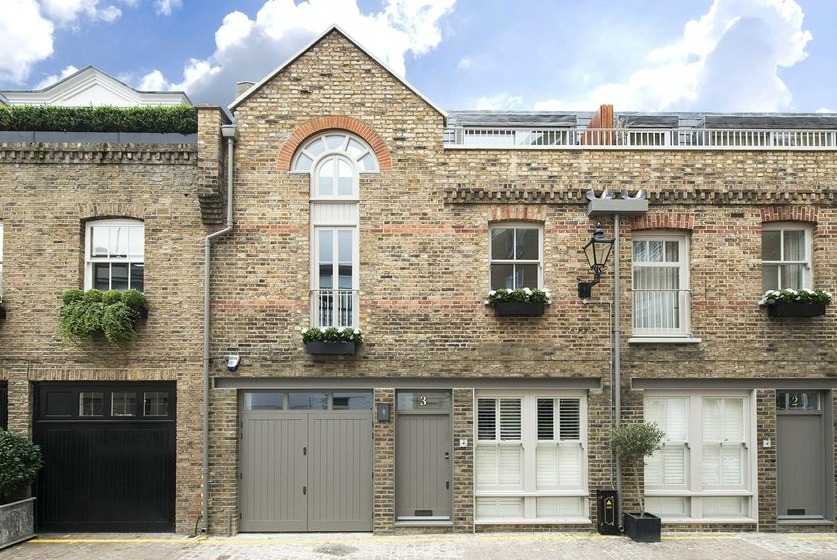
[444,451,450,460]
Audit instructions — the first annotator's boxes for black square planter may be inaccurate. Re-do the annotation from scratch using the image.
[623,512,661,543]
[766,301,826,318]
[492,301,545,317]
[305,341,356,355]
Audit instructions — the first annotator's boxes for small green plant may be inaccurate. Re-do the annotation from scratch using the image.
[60,288,148,347]
[611,422,665,517]
[0,430,42,501]
[760,288,832,306]
[302,326,363,344]
[486,287,552,306]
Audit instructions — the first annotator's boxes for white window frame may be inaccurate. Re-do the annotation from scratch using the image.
[644,391,756,522]
[474,391,588,524]
[631,232,691,339]
[311,226,359,328]
[84,219,144,291]
[488,224,544,291]
[761,223,812,292]
[291,132,378,201]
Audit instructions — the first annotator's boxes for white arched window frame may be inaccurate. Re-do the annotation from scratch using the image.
[291,131,378,201]
[293,131,379,329]
[85,218,145,291]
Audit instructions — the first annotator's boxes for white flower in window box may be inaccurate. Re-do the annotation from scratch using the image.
[486,288,551,317]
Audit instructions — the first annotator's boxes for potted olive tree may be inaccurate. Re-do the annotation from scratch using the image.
[0,430,42,549]
[611,422,665,543]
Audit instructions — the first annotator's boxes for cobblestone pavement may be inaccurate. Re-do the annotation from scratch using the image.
[2,532,837,560]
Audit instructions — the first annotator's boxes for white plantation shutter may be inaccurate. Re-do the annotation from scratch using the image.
[702,397,747,489]
[499,399,521,440]
[557,444,582,486]
[476,398,523,489]
[498,445,523,486]
[645,397,688,487]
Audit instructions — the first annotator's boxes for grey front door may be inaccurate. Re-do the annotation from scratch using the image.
[240,391,373,532]
[776,391,827,519]
[395,391,453,520]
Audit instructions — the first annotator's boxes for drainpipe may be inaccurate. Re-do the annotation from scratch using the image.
[612,214,623,528]
[201,122,238,535]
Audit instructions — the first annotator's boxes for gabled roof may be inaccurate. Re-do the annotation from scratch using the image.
[229,25,445,117]
[1,66,191,106]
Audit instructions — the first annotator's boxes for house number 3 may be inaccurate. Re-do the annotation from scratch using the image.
[418,396,428,406]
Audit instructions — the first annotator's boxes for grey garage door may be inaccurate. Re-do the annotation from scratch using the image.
[240,391,373,532]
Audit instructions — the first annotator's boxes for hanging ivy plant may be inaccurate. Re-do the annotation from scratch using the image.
[59,288,148,347]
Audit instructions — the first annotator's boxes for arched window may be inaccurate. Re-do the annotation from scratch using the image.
[291,132,378,200]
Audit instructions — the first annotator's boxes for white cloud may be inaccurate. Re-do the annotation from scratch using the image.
[147,0,456,105]
[475,94,523,111]
[138,69,167,90]
[457,58,471,70]
[40,0,122,24]
[0,0,54,84]
[34,65,80,89]
[154,0,182,16]
[535,0,811,112]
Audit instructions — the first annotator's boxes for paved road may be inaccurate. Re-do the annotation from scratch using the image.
[2,531,837,560]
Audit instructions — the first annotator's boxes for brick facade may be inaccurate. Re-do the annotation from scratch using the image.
[2,27,836,536]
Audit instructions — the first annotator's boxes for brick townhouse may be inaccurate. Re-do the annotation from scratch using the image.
[1,27,836,535]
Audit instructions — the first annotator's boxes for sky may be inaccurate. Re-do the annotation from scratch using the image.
[1,0,835,113]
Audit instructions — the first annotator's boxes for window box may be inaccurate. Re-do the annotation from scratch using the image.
[492,301,545,317]
[766,301,826,318]
[305,341,356,355]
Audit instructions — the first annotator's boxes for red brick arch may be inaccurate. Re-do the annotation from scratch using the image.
[276,116,392,172]
[631,212,695,231]
[761,206,818,224]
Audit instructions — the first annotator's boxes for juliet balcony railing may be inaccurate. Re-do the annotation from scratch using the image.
[632,288,693,337]
[310,289,358,329]
[442,127,837,150]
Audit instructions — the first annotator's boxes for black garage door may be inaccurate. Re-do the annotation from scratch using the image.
[34,382,176,532]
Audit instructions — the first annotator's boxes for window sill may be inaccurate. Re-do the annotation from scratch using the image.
[628,336,702,344]
[777,517,833,526]
[475,518,591,525]
[658,517,756,524]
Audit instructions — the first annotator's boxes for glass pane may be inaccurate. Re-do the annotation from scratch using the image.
[490,228,515,260]
[318,264,333,289]
[130,263,144,291]
[79,392,104,416]
[337,159,353,196]
[332,392,372,410]
[45,391,74,417]
[664,241,679,262]
[295,154,313,172]
[359,153,374,171]
[762,230,781,261]
[396,392,451,411]
[762,264,779,292]
[338,230,352,262]
[559,399,581,440]
[244,392,283,411]
[646,240,664,262]
[633,240,647,262]
[94,263,111,290]
[537,399,554,440]
[112,392,136,416]
[346,138,365,158]
[780,264,804,289]
[128,227,144,259]
[306,138,325,156]
[777,391,821,411]
[318,159,334,196]
[289,392,327,410]
[111,227,129,258]
[499,399,521,440]
[783,230,805,260]
[490,264,515,291]
[144,392,169,416]
[515,264,538,289]
[338,265,352,289]
[91,226,109,256]
[477,399,496,440]
[324,134,344,150]
[111,263,129,291]
[516,229,539,260]
[319,230,333,263]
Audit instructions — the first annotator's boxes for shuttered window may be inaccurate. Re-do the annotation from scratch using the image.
[644,393,752,520]
[476,393,587,522]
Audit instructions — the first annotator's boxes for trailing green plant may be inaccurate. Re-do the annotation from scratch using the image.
[611,422,665,517]
[60,288,148,347]
[0,105,197,134]
[759,288,832,306]
[486,287,552,305]
[0,430,42,501]
[302,326,363,344]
